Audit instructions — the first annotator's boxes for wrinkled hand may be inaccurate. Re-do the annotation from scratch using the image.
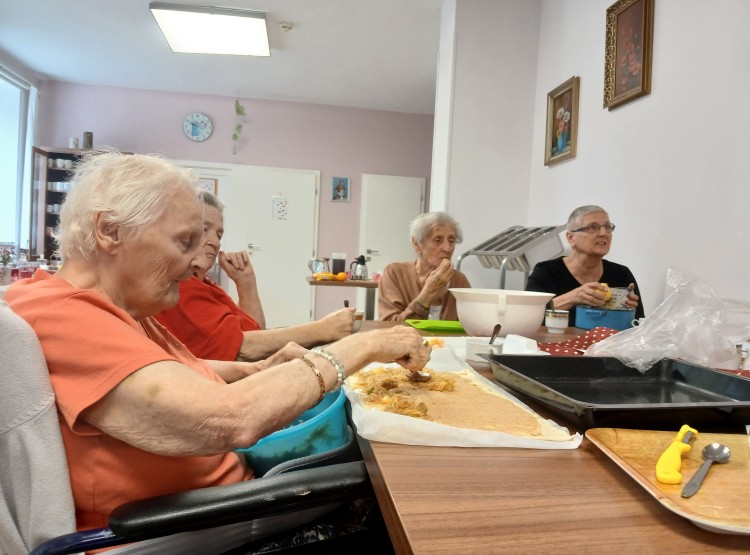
[365,325,431,371]
[624,282,639,309]
[320,307,356,341]
[421,258,454,304]
[219,251,256,286]
[574,281,611,307]
[260,342,309,370]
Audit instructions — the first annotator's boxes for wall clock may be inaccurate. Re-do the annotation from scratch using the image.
[183,112,213,142]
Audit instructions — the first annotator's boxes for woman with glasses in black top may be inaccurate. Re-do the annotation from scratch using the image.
[526,205,644,327]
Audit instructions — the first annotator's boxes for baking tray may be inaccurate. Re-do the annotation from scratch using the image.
[486,355,750,430]
[586,428,750,535]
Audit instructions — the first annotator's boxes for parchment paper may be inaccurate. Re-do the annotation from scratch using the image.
[344,337,582,449]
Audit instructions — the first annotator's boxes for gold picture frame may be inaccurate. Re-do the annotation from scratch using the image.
[544,76,580,167]
[603,0,654,110]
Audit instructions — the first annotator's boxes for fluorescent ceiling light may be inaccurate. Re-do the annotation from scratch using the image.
[149,3,270,56]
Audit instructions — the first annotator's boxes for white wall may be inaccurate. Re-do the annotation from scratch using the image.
[440,0,750,312]
[528,0,750,312]
[442,0,542,290]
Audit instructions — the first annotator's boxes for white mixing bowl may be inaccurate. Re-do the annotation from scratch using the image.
[449,288,554,337]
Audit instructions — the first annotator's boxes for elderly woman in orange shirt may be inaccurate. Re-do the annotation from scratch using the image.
[5,151,430,536]
[378,211,470,321]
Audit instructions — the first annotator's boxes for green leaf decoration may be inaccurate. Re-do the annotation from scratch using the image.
[235,99,247,116]
[232,133,240,141]
[235,124,243,134]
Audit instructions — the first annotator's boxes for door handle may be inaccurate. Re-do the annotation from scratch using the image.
[366,249,380,255]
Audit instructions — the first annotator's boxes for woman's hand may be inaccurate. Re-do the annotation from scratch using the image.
[420,258,454,305]
[624,282,639,309]
[554,281,609,310]
[219,250,266,328]
[259,342,309,370]
[318,307,356,341]
[359,325,432,371]
[219,250,255,285]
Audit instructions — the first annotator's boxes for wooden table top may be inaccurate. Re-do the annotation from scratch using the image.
[355,321,750,554]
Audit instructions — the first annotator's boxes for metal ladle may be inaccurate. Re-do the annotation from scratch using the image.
[681,442,731,498]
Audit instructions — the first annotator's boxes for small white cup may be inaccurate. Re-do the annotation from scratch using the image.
[545,309,569,333]
[352,311,364,332]
[63,159,73,169]
[55,158,65,169]
[465,338,501,363]
[47,158,54,168]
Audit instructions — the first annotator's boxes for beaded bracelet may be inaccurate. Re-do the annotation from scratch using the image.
[311,347,346,388]
[415,297,429,313]
[300,356,325,403]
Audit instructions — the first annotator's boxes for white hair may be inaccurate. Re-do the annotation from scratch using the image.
[54,150,199,260]
[409,212,463,244]
[566,205,608,230]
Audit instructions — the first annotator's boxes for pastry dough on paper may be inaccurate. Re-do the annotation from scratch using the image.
[348,366,571,441]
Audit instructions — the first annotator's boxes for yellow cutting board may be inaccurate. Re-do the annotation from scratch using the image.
[586,428,750,534]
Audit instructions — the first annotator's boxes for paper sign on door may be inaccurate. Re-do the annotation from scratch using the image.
[272,196,288,220]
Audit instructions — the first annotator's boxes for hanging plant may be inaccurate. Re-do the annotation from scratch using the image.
[232,99,247,155]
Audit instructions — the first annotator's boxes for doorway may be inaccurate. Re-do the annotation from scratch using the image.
[178,160,319,329]
[357,174,425,317]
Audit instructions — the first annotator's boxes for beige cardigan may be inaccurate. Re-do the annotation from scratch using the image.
[377,261,471,321]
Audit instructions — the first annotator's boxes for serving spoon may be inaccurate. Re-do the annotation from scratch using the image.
[681,442,731,498]
[489,324,502,345]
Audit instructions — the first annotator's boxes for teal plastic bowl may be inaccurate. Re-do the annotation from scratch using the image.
[575,306,635,331]
[236,389,348,476]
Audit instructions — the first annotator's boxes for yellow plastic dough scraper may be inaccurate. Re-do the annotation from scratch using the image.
[655,424,698,484]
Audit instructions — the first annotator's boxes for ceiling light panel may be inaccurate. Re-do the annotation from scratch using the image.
[150,3,270,56]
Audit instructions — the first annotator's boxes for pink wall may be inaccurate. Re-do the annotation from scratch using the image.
[38,82,433,318]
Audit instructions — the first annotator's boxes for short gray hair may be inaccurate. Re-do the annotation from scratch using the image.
[197,189,224,212]
[567,205,608,230]
[409,212,463,244]
[55,150,199,260]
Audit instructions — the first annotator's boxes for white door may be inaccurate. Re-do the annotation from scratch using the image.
[178,161,319,328]
[358,174,425,316]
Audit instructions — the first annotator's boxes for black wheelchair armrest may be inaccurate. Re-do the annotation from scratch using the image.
[108,461,372,540]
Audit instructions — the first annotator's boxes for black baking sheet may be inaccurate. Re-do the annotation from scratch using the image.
[486,355,750,430]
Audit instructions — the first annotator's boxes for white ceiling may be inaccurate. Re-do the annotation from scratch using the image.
[0,0,443,115]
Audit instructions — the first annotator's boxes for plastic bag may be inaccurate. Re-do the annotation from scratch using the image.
[585,269,750,372]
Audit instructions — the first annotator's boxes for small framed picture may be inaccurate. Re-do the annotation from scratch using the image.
[197,177,218,195]
[332,177,350,202]
[544,76,580,166]
[603,0,654,110]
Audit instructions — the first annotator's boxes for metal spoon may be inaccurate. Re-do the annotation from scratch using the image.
[681,442,731,498]
[489,324,502,345]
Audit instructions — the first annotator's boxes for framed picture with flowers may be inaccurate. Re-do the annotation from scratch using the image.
[603,0,654,110]
[544,76,580,166]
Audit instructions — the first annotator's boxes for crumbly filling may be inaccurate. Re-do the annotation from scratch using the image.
[350,367,543,437]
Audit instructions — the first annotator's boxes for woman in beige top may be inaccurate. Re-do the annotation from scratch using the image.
[378,212,471,321]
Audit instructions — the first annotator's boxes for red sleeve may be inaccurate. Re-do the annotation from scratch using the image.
[155,278,247,360]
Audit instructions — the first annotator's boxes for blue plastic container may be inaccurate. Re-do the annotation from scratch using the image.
[236,389,348,476]
[575,306,635,331]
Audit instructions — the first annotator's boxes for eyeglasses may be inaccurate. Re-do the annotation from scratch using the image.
[570,223,616,234]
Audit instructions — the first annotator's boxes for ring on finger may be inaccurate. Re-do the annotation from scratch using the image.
[421,338,430,348]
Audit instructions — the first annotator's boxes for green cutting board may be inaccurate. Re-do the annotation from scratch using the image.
[405,319,465,333]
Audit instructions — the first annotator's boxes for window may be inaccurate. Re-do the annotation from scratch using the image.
[0,64,37,259]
